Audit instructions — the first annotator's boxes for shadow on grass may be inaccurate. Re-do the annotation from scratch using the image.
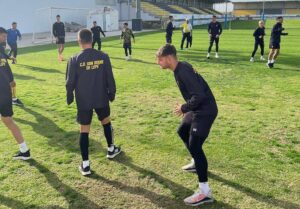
[16,64,64,74]
[13,73,46,82]
[110,56,157,66]
[0,194,39,209]
[209,171,300,209]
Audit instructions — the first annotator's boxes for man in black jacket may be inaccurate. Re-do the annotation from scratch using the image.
[250,20,265,62]
[207,15,222,59]
[156,44,218,206]
[53,15,65,61]
[0,27,30,160]
[91,21,105,51]
[267,16,288,68]
[66,29,121,176]
[166,16,175,44]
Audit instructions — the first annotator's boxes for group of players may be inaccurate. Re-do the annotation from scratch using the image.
[0,14,290,207]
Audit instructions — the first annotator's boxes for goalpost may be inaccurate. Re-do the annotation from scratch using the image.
[32,7,89,44]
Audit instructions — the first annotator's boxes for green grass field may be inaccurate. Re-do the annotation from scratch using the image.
[0,20,299,209]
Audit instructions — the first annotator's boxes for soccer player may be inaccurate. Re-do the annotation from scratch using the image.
[166,16,175,44]
[0,33,23,106]
[66,29,121,176]
[250,20,265,62]
[180,19,192,50]
[52,15,65,61]
[91,21,106,51]
[267,16,288,68]
[0,27,30,160]
[120,23,135,60]
[156,44,218,206]
[207,15,222,59]
[7,22,22,64]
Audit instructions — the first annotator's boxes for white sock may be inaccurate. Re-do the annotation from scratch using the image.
[108,145,114,152]
[271,59,275,63]
[199,182,210,195]
[19,142,28,153]
[82,160,90,168]
[13,98,17,101]
[268,59,271,64]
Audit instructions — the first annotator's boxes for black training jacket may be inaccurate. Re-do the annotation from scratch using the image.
[91,26,105,40]
[270,22,288,44]
[0,45,13,106]
[253,27,265,41]
[208,21,222,37]
[174,62,218,117]
[66,48,116,110]
[52,22,65,38]
[166,21,175,36]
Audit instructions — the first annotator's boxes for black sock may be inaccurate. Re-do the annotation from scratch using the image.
[79,133,89,161]
[103,123,114,147]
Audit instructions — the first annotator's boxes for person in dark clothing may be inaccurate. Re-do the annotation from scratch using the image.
[207,15,222,59]
[52,15,65,61]
[156,44,218,206]
[120,23,135,60]
[0,27,30,160]
[91,21,105,51]
[267,16,288,68]
[7,22,21,64]
[250,20,265,62]
[66,29,121,176]
[166,16,175,44]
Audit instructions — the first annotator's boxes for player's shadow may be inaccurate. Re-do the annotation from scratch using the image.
[26,159,101,209]
[208,171,300,209]
[91,152,237,209]
[110,56,157,65]
[17,64,64,74]
[14,107,103,155]
[0,194,37,209]
[13,73,45,82]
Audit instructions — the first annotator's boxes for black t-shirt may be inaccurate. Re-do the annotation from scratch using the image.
[174,62,218,116]
[91,26,105,40]
[270,22,288,44]
[52,22,65,38]
[0,45,13,106]
[166,21,174,35]
[66,48,116,110]
[253,27,265,41]
[208,21,222,37]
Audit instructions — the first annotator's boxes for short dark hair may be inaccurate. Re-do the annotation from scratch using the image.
[0,27,7,34]
[156,44,177,58]
[12,22,17,25]
[93,21,97,23]
[276,16,283,20]
[56,15,60,18]
[78,29,92,44]
[169,16,173,19]
[212,15,217,18]
[124,22,128,26]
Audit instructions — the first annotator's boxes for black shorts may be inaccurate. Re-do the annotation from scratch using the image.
[269,42,280,49]
[77,106,110,125]
[0,103,13,117]
[123,43,131,49]
[56,37,65,44]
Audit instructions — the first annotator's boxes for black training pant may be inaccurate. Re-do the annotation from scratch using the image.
[166,34,172,44]
[208,36,219,53]
[251,40,264,57]
[181,32,191,49]
[8,42,17,58]
[177,112,217,183]
[92,38,102,51]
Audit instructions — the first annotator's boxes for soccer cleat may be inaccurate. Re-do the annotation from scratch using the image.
[184,190,214,206]
[13,150,31,160]
[107,145,122,159]
[129,55,132,59]
[78,164,91,176]
[270,63,274,68]
[260,56,265,61]
[12,60,16,64]
[125,56,129,61]
[215,53,219,58]
[250,57,254,62]
[207,53,210,59]
[182,159,196,173]
[12,98,24,106]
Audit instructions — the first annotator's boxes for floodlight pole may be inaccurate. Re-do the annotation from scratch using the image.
[136,0,141,19]
[262,0,265,21]
[225,0,228,29]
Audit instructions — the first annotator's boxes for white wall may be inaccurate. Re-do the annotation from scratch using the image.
[213,2,234,14]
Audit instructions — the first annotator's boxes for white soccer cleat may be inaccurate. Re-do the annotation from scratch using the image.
[260,56,265,61]
[125,56,129,61]
[250,57,254,62]
[207,53,210,59]
[215,53,219,58]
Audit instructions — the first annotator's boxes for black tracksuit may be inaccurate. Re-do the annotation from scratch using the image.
[0,45,14,117]
[166,21,175,43]
[269,22,288,49]
[175,62,218,183]
[208,21,222,53]
[251,27,265,57]
[91,26,105,51]
[52,22,65,44]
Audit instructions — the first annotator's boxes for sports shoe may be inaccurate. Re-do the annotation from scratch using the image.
[78,164,91,176]
[250,57,254,62]
[182,159,196,172]
[12,60,16,64]
[215,53,219,58]
[12,98,24,106]
[207,53,210,59]
[13,150,31,160]
[125,56,129,61]
[107,145,121,159]
[128,55,132,59]
[184,190,214,206]
[260,56,265,61]
[270,63,274,68]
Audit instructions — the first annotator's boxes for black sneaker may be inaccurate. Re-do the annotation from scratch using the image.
[270,63,274,68]
[182,159,196,173]
[107,145,122,159]
[12,98,24,106]
[13,150,31,160]
[78,164,91,176]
